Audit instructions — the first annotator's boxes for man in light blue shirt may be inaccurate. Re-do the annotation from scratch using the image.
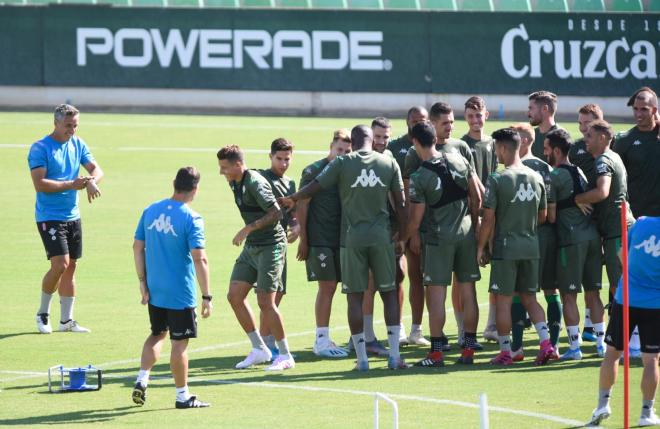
[132,167,212,409]
[589,216,660,427]
[28,104,103,334]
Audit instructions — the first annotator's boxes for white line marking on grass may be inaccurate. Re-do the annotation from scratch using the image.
[117,147,327,155]
[0,120,335,131]
[197,378,584,427]
[0,144,29,148]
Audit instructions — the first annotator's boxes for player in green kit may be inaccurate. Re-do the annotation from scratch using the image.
[575,120,636,353]
[613,88,660,218]
[509,123,561,361]
[387,106,430,346]
[298,130,352,358]
[477,128,554,366]
[218,145,294,371]
[528,91,559,162]
[257,138,299,359]
[279,125,408,371]
[407,121,482,366]
[543,129,606,360]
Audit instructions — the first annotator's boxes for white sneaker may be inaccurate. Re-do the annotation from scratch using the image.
[313,341,349,358]
[265,354,295,371]
[399,327,409,346]
[59,320,90,333]
[587,405,611,426]
[639,410,660,427]
[407,330,431,346]
[36,313,52,334]
[235,348,272,369]
[483,327,498,342]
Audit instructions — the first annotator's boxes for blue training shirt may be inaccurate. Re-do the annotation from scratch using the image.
[27,135,95,222]
[615,216,660,309]
[134,199,205,310]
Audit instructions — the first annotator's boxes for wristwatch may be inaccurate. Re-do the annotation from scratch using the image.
[202,295,212,301]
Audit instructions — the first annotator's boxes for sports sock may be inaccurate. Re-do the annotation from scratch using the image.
[584,308,593,332]
[60,296,75,323]
[464,332,477,350]
[276,338,290,357]
[247,331,267,350]
[431,337,443,353]
[363,314,376,342]
[594,322,605,348]
[38,291,53,315]
[567,325,580,350]
[545,294,562,347]
[642,399,655,418]
[598,388,611,410]
[263,335,276,350]
[455,311,464,341]
[352,333,368,362]
[399,322,407,339]
[630,326,641,350]
[498,335,512,353]
[534,322,550,343]
[511,296,525,351]
[386,325,400,360]
[486,303,496,329]
[136,369,150,387]
[316,327,330,345]
[411,323,422,333]
[175,385,191,402]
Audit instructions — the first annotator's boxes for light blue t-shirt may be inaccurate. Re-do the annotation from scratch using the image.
[27,135,95,222]
[615,217,660,309]
[134,199,205,310]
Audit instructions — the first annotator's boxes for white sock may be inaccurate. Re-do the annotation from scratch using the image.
[386,325,401,360]
[567,325,580,350]
[630,326,641,350]
[584,308,593,329]
[487,303,496,328]
[136,369,150,387]
[60,296,75,323]
[38,291,54,315]
[534,322,550,343]
[399,322,406,338]
[176,385,190,402]
[594,322,606,348]
[352,333,368,362]
[263,334,276,349]
[411,323,422,333]
[363,314,376,342]
[276,338,290,356]
[455,311,465,340]
[316,327,330,345]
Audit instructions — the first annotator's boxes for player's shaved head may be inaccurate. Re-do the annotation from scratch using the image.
[635,90,658,107]
[351,125,373,151]
[627,87,657,107]
[407,106,428,121]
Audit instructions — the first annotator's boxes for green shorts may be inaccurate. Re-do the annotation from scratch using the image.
[340,243,396,294]
[538,225,557,290]
[489,259,539,296]
[557,238,602,294]
[423,237,480,286]
[305,246,341,283]
[603,237,622,289]
[230,242,286,293]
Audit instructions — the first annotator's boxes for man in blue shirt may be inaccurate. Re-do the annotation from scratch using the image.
[589,216,660,427]
[132,167,212,409]
[28,104,103,334]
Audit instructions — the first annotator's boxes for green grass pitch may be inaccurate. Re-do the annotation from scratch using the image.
[0,112,639,428]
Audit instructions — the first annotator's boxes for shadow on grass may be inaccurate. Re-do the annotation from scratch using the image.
[0,406,168,426]
[0,332,41,341]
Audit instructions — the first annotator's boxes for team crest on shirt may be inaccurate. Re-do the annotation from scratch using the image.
[596,163,609,174]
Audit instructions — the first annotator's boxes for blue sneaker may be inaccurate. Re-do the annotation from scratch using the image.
[354,360,369,371]
[560,348,583,361]
[582,330,597,342]
[387,356,410,370]
[268,345,279,361]
[596,344,605,358]
[366,340,389,357]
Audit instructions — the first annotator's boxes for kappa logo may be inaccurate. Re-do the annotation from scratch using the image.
[510,183,537,203]
[148,213,178,236]
[310,272,316,279]
[569,284,577,291]
[399,148,408,154]
[351,169,386,188]
[424,275,431,282]
[184,329,193,335]
[342,283,348,291]
[450,169,463,181]
[577,149,587,155]
[633,140,642,146]
[491,283,499,290]
[634,235,660,257]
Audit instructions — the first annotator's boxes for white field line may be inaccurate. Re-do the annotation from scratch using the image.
[0,120,336,131]
[0,304,487,383]
[0,144,326,156]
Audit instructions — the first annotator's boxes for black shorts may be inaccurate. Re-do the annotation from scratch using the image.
[148,304,197,341]
[605,303,660,353]
[37,220,82,260]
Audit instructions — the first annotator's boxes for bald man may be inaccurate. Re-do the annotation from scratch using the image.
[613,88,660,218]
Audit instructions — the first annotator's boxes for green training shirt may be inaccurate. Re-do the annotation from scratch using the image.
[532,124,558,162]
[315,150,403,248]
[613,126,660,217]
[409,153,472,245]
[593,149,633,239]
[568,138,596,188]
[300,158,341,248]
[259,168,296,230]
[484,166,547,260]
[230,169,286,246]
[403,138,476,179]
[461,134,498,184]
[549,165,599,246]
[387,134,412,172]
